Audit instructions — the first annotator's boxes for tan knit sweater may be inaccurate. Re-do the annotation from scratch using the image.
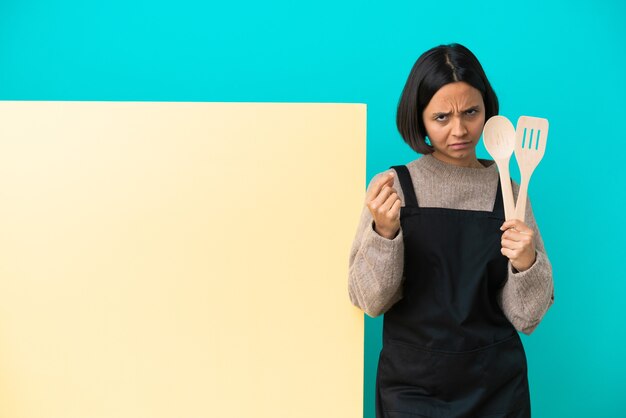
[348,154,554,335]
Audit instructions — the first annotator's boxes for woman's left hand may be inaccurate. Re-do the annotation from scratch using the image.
[500,219,537,272]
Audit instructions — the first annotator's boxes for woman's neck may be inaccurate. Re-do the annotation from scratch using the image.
[431,151,484,168]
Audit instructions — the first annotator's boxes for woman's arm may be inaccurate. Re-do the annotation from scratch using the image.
[497,182,555,335]
[348,172,405,317]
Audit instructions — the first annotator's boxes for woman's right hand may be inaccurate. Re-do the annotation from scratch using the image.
[366,171,402,239]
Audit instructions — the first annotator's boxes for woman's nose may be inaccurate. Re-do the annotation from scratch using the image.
[451,117,468,137]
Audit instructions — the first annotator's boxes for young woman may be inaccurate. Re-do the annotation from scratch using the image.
[348,43,554,417]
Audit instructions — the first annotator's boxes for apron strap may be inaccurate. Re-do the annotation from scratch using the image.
[490,175,506,217]
[389,165,418,207]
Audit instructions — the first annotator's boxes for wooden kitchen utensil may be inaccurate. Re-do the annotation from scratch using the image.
[483,115,516,220]
[514,116,549,222]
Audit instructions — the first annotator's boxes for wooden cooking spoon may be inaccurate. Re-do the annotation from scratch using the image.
[514,116,549,222]
[483,115,516,220]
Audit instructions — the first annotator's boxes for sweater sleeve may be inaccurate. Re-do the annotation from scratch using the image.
[348,171,405,318]
[497,182,555,335]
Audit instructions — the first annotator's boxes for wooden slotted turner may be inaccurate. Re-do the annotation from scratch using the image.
[483,116,516,220]
[514,116,549,222]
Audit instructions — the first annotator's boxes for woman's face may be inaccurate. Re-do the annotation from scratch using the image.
[422,81,486,167]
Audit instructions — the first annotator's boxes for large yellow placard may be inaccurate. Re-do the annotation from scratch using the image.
[0,101,365,418]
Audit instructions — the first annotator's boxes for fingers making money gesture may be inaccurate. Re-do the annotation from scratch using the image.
[366,172,402,240]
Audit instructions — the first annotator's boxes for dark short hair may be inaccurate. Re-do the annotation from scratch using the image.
[396,43,499,154]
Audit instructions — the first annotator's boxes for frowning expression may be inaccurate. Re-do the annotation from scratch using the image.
[422,81,486,166]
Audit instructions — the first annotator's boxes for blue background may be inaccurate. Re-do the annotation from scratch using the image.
[2,1,625,416]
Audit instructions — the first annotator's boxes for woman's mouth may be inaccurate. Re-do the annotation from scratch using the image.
[449,142,471,150]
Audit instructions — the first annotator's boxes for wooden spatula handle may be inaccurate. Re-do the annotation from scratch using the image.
[514,174,530,223]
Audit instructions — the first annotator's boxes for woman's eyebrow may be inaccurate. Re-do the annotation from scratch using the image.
[464,105,480,112]
[432,105,480,117]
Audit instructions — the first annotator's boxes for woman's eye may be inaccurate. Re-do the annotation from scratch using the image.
[466,109,478,116]
[435,115,447,122]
